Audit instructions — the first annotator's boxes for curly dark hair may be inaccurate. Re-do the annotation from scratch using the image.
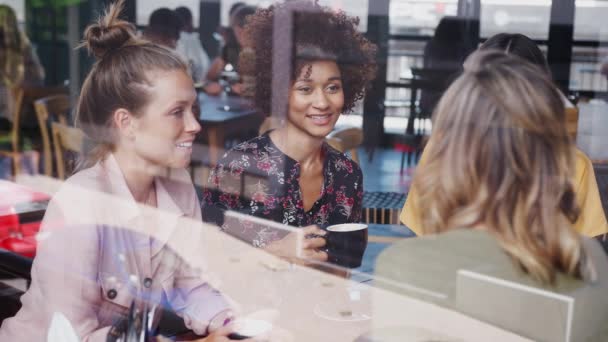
[240,0,377,116]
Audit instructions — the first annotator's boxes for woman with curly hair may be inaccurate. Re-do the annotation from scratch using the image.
[202,0,377,265]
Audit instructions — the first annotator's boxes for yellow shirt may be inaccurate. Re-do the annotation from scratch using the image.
[400,148,608,237]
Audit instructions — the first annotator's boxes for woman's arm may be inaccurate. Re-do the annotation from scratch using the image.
[169,260,233,336]
[206,57,226,82]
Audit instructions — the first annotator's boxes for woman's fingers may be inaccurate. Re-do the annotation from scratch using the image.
[303,236,326,249]
[301,248,328,262]
[302,225,326,237]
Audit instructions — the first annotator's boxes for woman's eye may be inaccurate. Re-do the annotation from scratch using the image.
[326,84,342,93]
[296,85,312,93]
[171,109,184,117]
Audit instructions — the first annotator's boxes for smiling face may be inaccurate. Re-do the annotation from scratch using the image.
[287,60,344,139]
[130,70,201,169]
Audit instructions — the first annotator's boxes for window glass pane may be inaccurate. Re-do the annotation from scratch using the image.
[570,46,608,92]
[220,0,368,31]
[574,0,608,41]
[480,0,551,40]
[136,0,201,27]
[572,1,608,94]
[389,0,458,36]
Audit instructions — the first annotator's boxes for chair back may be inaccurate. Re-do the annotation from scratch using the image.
[34,94,71,176]
[51,122,84,180]
[0,87,25,176]
[7,86,25,153]
[565,106,579,141]
[326,127,363,164]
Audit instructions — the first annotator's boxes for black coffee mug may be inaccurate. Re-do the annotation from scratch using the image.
[322,223,368,268]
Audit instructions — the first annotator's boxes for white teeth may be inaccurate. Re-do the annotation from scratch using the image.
[176,142,193,148]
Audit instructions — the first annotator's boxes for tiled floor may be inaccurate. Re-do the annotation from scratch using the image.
[355,147,416,194]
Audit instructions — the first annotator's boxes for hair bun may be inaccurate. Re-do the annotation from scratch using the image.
[82,0,137,59]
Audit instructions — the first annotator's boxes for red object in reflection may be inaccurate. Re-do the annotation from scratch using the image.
[0,208,19,239]
[0,180,50,258]
[21,222,42,237]
[0,236,37,258]
[394,142,417,153]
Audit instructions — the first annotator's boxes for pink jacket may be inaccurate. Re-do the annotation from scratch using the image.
[0,155,230,341]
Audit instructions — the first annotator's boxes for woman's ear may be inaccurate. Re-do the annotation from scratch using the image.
[113,108,136,140]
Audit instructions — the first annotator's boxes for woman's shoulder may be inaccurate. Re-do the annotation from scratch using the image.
[216,134,279,168]
[57,162,109,196]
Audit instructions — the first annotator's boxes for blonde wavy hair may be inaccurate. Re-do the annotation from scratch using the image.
[415,50,583,284]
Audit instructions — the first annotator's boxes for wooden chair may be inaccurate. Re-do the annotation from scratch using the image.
[565,106,579,141]
[34,94,71,176]
[326,127,363,164]
[51,122,84,180]
[0,85,67,177]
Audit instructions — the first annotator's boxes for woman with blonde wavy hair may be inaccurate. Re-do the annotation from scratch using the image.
[377,50,608,339]
[417,49,583,283]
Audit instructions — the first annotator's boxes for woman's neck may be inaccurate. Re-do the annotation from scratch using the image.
[113,149,157,203]
[270,126,324,167]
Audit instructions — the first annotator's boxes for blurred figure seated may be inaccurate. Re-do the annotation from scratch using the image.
[418,16,476,117]
[143,8,181,49]
[377,50,608,342]
[175,6,210,84]
[203,5,256,96]
[0,5,45,129]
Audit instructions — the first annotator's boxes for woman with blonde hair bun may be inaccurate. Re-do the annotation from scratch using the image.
[0,1,241,341]
[377,51,608,339]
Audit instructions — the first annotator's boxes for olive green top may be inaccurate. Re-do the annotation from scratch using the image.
[375,230,608,342]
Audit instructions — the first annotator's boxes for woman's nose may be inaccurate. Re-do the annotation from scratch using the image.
[186,111,202,134]
[312,90,330,110]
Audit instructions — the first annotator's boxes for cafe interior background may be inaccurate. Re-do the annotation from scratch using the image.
[1,0,608,340]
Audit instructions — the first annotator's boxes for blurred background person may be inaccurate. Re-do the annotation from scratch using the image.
[142,7,181,49]
[419,16,475,116]
[175,6,210,84]
[203,5,256,96]
[0,4,44,129]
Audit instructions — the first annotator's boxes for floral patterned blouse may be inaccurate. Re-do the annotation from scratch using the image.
[202,132,363,247]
